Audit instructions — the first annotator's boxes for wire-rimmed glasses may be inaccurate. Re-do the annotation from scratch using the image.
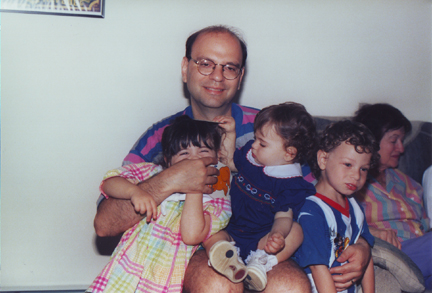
[190,58,242,80]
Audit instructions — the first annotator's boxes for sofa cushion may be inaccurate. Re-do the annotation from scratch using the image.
[372,237,425,293]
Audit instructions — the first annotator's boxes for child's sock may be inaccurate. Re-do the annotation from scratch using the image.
[243,250,278,291]
[208,240,248,283]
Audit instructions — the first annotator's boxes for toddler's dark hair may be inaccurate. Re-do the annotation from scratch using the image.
[254,102,316,164]
[310,120,380,179]
[161,115,222,168]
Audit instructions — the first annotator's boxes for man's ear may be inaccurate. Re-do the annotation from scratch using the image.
[237,68,245,90]
[181,57,189,83]
[317,150,328,171]
[284,146,297,163]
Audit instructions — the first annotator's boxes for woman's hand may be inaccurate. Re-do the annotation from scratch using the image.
[369,226,401,249]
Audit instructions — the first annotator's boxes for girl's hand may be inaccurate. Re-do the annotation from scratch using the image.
[131,191,158,223]
[264,232,285,254]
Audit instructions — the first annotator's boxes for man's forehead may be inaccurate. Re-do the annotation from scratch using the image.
[191,31,243,61]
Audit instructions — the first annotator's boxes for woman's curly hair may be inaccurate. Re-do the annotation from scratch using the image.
[310,120,380,180]
[254,102,317,165]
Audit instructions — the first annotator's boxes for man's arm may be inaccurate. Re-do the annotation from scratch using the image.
[330,237,371,291]
[94,157,219,237]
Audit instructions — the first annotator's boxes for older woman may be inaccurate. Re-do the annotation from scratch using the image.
[353,103,431,290]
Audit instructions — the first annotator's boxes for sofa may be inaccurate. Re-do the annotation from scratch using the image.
[315,117,432,293]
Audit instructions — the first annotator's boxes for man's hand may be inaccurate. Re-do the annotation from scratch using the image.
[330,238,371,291]
[369,226,401,249]
[149,157,219,196]
[94,157,218,237]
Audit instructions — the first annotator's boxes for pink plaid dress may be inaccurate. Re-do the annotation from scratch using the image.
[87,162,231,293]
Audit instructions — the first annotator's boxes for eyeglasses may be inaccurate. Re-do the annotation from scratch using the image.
[190,58,242,80]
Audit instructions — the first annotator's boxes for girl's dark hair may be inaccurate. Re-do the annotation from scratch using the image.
[310,120,380,179]
[353,103,411,142]
[254,102,316,164]
[161,115,222,168]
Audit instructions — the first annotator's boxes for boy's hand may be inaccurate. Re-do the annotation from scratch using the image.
[264,231,285,254]
[130,191,158,223]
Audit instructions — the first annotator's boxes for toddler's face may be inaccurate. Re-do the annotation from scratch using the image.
[251,123,292,166]
[320,142,372,197]
[169,142,217,166]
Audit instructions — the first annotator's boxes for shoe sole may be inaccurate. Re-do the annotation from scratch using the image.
[244,266,267,291]
[208,241,248,283]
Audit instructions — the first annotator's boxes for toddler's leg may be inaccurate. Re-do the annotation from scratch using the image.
[244,222,304,291]
[203,231,248,283]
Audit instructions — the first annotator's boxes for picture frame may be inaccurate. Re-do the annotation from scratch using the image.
[0,0,105,18]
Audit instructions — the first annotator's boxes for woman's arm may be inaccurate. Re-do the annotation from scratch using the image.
[368,226,401,249]
[94,157,218,237]
[180,193,211,245]
[310,265,337,293]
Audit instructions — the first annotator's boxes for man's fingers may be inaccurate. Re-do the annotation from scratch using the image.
[201,156,218,167]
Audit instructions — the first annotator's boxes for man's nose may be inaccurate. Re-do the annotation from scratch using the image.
[209,64,224,81]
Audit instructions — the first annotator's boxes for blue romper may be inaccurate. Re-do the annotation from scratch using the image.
[226,140,316,260]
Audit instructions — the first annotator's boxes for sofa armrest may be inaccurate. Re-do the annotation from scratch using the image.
[372,237,425,293]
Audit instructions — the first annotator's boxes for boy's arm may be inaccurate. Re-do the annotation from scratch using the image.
[361,257,375,293]
[310,265,337,293]
[214,116,237,172]
[180,193,211,245]
[265,209,293,254]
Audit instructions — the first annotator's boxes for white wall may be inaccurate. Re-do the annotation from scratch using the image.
[1,0,431,290]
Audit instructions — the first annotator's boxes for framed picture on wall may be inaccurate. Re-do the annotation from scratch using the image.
[0,0,105,18]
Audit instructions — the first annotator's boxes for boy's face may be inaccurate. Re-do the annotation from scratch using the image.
[169,142,217,166]
[318,142,372,198]
[251,123,295,166]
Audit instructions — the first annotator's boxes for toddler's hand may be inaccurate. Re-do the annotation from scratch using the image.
[264,232,285,254]
[131,192,158,223]
[213,116,235,133]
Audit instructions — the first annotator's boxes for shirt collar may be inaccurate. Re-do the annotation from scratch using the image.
[246,148,303,179]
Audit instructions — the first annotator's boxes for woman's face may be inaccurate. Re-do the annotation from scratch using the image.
[378,127,405,172]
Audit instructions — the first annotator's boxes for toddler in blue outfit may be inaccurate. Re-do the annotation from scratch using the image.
[202,102,316,291]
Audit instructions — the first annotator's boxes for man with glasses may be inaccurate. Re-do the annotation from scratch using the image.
[94,25,370,292]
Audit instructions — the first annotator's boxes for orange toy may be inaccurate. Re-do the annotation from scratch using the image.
[212,166,231,196]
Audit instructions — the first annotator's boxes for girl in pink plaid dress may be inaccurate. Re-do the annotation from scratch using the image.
[87,116,232,293]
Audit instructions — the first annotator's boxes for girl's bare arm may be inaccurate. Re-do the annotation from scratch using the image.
[180,193,211,245]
